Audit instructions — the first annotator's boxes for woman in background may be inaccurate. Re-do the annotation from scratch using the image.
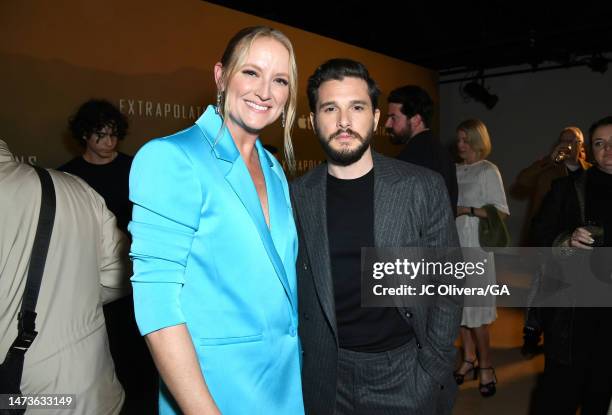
[531,116,612,415]
[128,26,303,415]
[452,119,509,398]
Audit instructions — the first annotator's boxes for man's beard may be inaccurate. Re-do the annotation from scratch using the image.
[316,126,374,166]
[387,127,411,145]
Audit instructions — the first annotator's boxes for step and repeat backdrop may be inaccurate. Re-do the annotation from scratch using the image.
[0,0,437,175]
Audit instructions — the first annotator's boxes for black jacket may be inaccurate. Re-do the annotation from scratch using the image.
[530,170,612,365]
[292,153,462,415]
[396,130,458,217]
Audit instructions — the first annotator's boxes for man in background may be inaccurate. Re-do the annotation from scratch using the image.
[511,126,591,244]
[59,99,133,232]
[59,99,157,413]
[385,85,458,216]
[511,126,590,357]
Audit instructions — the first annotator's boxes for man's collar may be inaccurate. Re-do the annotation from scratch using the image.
[411,128,431,139]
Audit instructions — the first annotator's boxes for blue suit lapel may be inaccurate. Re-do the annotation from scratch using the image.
[195,106,294,311]
[224,155,295,311]
[257,141,296,310]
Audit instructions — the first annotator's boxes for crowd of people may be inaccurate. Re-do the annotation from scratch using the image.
[1,25,611,415]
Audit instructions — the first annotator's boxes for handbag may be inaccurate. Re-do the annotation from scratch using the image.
[478,204,510,249]
[0,166,56,415]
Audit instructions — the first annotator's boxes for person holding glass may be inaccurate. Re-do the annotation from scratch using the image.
[128,26,303,415]
[531,116,612,414]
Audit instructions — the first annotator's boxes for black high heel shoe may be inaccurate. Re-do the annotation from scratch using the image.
[478,367,497,397]
[453,359,478,385]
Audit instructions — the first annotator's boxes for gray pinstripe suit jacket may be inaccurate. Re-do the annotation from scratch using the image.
[292,152,463,415]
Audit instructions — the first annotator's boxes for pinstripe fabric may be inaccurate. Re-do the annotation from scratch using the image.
[293,152,463,415]
[335,340,448,415]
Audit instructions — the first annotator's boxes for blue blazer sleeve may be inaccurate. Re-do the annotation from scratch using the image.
[128,137,203,335]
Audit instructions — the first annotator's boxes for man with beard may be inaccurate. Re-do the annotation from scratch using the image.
[292,59,462,415]
[385,86,458,216]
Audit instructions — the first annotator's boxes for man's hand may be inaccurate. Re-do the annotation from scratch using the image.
[551,141,580,166]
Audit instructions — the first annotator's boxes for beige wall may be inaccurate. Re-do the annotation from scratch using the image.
[0,0,437,174]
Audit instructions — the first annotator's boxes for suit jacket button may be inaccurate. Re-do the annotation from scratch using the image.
[303,263,308,270]
[303,313,310,320]
[405,311,412,318]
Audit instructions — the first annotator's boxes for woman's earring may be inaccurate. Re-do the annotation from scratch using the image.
[281,110,286,128]
[216,91,223,113]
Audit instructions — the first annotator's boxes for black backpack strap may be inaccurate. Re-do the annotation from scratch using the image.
[7,166,56,353]
[0,166,55,399]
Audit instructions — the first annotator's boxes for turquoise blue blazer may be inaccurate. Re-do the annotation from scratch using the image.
[129,106,304,415]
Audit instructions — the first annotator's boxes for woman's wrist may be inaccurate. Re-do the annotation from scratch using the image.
[458,206,476,217]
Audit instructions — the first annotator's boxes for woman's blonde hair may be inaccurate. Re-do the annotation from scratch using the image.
[457,118,492,160]
[217,26,297,172]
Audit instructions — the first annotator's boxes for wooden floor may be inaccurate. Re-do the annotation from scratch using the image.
[453,307,545,415]
[453,309,612,415]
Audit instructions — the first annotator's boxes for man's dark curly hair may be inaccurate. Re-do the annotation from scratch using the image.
[69,99,128,144]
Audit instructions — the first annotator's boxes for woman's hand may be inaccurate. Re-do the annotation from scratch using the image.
[567,227,595,250]
[456,206,499,219]
[456,206,471,217]
[146,325,221,415]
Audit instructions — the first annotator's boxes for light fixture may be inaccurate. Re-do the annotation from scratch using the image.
[463,78,498,109]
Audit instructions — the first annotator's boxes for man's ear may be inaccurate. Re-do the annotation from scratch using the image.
[412,113,424,129]
[373,108,381,131]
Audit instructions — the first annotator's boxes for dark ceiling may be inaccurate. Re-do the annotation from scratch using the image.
[206,1,612,79]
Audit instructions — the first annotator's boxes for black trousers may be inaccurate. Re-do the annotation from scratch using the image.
[335,340,455,415]
[104,296,159,414]
[535,357,612,415]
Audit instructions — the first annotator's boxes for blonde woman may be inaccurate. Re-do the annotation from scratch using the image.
[129,27,303,415]
[452,119,509,397]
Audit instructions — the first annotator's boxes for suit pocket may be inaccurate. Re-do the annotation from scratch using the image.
[199,333,263,346]
[193,309,264,346]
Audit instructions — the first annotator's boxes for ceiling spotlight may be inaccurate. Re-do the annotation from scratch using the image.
[463,80,498,109]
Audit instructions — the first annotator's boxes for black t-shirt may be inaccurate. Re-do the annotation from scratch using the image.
[59,152,133,233]
[326,169,413,352]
